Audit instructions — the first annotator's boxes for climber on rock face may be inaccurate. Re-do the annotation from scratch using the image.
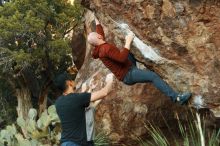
[87,17,192,105]
[54,72,113,146]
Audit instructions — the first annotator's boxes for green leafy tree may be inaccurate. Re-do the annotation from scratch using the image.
[0,0,83,119]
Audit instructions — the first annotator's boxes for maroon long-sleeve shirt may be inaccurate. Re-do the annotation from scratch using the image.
[92,24,132,81]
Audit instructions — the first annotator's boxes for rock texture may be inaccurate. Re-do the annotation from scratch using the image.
[75,0,220,144]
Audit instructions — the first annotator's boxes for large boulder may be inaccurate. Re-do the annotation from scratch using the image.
[75,0,220,144]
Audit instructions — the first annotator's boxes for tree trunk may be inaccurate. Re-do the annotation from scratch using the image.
[8,73,32,120]
[16,87,32,119]
[38,90,48,116]
[38,80,52,115]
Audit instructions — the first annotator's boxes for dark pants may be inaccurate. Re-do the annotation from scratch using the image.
[61,141,93,146]
[87,141,94,146]
[123,53,178,101]
[61,141,79,146]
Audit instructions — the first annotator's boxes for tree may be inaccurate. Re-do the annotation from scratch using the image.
[0,0,83,118]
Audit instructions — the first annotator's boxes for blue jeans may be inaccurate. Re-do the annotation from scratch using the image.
[61,141,79,146]
[123,53,178,101]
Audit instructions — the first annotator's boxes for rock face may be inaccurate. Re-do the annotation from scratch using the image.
[75,0,220,144]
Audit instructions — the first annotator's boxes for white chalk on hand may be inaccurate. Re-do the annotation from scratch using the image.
[105,73,114,83]
[127,32,135,37]
[81,82,87,92]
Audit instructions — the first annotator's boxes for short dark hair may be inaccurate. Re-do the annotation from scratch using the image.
[54,72,74,92]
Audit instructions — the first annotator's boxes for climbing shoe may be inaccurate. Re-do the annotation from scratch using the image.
[175,92,192,105]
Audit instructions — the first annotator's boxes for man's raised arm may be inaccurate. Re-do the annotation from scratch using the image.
[81,80,102,107]
[106,33,135,63]
[90,73,113,102]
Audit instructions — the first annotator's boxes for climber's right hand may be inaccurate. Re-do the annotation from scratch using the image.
[125,33,134,49]
[126,33,135,43]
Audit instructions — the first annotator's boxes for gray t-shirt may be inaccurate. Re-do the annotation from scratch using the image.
[85,106,96,141]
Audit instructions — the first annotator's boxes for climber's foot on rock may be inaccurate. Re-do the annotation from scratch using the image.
[175,92,192,105]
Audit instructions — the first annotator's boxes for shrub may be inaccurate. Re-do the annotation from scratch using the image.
[0,105,110,146]
[0,105,61,146]
[140,112,220,146]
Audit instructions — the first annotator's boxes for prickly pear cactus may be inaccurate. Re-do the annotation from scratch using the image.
[0,124,17,146]
[0,105,61,146]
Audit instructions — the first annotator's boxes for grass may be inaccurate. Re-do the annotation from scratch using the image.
[94,131,109,146]
[139,111,220,146]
